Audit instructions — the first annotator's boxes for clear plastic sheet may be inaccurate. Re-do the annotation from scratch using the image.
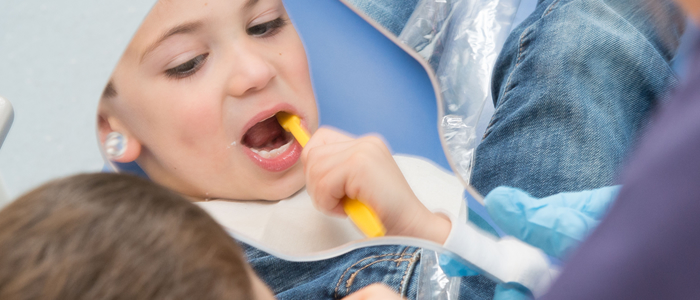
[417,249,462,300]
[399,0,520,184]
[397,1,520,298]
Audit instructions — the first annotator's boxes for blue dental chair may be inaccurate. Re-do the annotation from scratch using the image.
[286,0,448,169]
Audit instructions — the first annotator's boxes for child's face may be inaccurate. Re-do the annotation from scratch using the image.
[99,0,318,201]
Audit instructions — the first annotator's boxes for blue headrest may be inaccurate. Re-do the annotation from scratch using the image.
[285,0,450,170]
[286,1,502,236]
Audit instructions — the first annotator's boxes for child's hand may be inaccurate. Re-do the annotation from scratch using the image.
[301,127,451,243]
[341,284,405,300]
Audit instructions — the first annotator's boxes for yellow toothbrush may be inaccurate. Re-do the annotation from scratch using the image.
[276,112,386,238]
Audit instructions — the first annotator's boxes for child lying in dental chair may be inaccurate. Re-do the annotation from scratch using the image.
[0,173,406,300]
[95,0,491,298]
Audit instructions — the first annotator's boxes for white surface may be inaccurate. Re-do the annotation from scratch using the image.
[443,212,556,297]
[197,155,466,256]
[0,0,156,200]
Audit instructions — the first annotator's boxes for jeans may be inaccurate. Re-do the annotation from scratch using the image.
[244,243,496,299]
[246,0,684,298]
[471,0,685,198]
[344,0,420,36]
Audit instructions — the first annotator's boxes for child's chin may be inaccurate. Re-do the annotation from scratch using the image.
[257,184,305,201]
[257,175,306,201]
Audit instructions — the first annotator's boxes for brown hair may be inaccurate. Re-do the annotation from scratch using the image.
[0,173,253,300]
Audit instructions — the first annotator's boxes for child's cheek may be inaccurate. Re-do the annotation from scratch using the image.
[173,96,223,149]
[284,40,318,126]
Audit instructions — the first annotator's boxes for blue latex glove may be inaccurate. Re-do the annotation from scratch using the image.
[487,185,620,299]
[438,186,619,298]
[493,284,534,300]
[485,185,620,258]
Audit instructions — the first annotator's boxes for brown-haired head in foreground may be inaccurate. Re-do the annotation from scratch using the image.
[0,173,252,300]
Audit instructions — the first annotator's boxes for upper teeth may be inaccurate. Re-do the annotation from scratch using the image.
[250,139,293,158]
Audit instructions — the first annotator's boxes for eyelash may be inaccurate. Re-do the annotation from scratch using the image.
[247,17,288,37]
[165,53,209,79]
[164,17,288,79]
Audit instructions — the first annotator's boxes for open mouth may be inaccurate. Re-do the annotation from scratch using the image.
[241,113,296,159]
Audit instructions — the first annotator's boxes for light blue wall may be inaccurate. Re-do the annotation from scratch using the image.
[0,0,156,205]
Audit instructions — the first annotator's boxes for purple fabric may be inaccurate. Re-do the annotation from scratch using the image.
[541,34,700,300]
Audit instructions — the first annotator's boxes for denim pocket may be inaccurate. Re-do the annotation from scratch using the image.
[333,247,421,299]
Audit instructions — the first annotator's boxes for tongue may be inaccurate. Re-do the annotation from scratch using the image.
[242,117,285,149]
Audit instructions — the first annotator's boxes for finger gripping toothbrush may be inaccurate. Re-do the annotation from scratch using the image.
[276,112,386,238]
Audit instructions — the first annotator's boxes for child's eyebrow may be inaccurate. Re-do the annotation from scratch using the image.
[140,21,204,63]
[243,0,260,10]
[139,0,261,64]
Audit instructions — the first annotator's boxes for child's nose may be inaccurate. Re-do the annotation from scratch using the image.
[226,49,276,97]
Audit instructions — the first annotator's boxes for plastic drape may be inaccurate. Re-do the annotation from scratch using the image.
[417,249,462,300]
[398,0,519,298]
[400,0,519,185]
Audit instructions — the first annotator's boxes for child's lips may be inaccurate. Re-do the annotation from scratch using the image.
[242,139,302,172]
[239,103,305,172]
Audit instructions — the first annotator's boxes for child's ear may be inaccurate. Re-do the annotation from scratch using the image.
[97,113,141,163]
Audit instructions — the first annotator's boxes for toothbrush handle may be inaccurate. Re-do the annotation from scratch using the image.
[276,112,385,237]
[290,126,309,147]
[343,197,386,238]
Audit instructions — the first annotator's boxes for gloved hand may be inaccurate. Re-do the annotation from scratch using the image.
[485,185,620,258]
[487,185,621,299]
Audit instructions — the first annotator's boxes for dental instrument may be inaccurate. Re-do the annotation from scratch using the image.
[0,96,13,150]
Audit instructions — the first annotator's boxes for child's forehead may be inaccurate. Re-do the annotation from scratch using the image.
[125,0,278,56]
[146,0,270,27]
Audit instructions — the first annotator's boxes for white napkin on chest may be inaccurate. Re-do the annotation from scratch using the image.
[197,155,466,255]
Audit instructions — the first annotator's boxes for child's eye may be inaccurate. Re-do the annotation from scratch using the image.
[165,53,209,79]
[247,18,287,37]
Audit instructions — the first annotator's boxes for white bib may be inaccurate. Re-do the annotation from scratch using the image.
[196,155,466,255]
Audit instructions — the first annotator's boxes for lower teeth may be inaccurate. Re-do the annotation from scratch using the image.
[250,139,293,158]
